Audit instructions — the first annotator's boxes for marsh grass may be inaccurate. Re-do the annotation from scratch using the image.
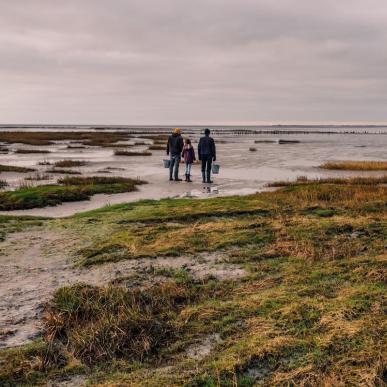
[268,175,387,187]
[54,160,87,168]
[0,215,46,241]
[15,149,51,154]
[1,177,386,386]
[0,164,35,173]
[0,176,146,210]
[114,150,152,156]
[47,169,81,175]
[320,160,387,170]
[44,282,195,365]
[148,144,166,150]
[0,131,133,147]
[24,172,51,181]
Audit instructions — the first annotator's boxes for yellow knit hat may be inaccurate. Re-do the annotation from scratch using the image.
[174,127,182,134]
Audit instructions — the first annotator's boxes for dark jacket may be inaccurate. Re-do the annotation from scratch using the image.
[198,135,216,161]
[182,145,196,164]
[167,133,184,156]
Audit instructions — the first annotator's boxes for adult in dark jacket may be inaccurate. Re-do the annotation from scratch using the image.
[198,128,216,183]
[166,127,184,181]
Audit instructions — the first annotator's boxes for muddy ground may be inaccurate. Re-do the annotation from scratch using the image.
[0,225,245,349]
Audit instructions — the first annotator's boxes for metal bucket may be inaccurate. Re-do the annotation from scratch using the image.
[163,159,171,168]
[212,163,220,174]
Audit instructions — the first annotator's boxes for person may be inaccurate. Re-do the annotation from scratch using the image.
[198,128,216,183]
[166,127,184,181]
[181,138,196,182]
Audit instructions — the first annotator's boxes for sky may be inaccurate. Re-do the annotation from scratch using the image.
[0,0,387,126]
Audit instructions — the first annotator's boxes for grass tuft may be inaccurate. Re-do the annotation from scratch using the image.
[54,160,87,168]
[320,161,387,170]
[45,282,194,365]
[114,150,152,156]
[0,164,35,173]
[15,149,50,154]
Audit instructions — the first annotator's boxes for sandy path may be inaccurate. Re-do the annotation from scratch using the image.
[0,228,245,349]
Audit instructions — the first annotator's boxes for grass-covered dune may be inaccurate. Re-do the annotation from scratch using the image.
[320,161,387,170]
[0,176,146,210]
[0,177,386,386]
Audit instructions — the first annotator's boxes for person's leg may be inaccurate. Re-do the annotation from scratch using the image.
[206,158,213,183]
[169,156,175,180]
[187,163,192,182]
[201,158,206,183]
[174,156,181,180]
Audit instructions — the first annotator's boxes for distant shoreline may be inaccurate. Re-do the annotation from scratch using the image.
[1,124,387,135]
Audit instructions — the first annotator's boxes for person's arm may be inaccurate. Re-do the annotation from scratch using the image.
[178,137,184,154]
[166,137,170,155]
[192,148,196,161]
[198,139,202,160]
[211,138,216,161]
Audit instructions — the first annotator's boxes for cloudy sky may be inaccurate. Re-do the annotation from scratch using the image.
[0,0,386,125]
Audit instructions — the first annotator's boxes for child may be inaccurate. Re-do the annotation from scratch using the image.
[181,138,196,182]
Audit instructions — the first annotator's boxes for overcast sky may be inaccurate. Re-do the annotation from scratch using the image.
[0,0,386,125]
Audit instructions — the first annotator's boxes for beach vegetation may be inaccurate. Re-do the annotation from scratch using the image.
[0,176,146,210]
[54,160,87,168]
[0,164,35,173]
[320,161,387,170]
[47,169,81,175]
[114,150,152,156]
[0,177,385,385]
[15,149,51,154]
[0,131,133,147]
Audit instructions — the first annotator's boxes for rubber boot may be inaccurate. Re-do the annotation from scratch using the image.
[185,173,188,182]
[206,171,213,184]
[187,174,192,182]
[202,172,206,183]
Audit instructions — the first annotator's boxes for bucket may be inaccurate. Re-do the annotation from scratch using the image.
[212,163,220,174]
[163,159,171,168]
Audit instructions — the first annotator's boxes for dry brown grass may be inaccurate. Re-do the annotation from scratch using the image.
[320,160,387,170]
[15,149,50,154]
[44,282,193,365]
[54,160,87,168]
[0,131,132,146]
[0,164,35,173]
[114,150,152,156]
[268,175,387,187]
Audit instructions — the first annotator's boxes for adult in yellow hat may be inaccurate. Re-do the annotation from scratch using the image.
[166,128,184,181]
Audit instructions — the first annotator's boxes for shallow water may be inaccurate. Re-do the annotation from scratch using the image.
[0,128,386,217]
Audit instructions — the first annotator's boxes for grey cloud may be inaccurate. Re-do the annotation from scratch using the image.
[0,0,386,124]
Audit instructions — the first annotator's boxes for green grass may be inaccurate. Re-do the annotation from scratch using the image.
[0,177,385,386]
[0,177,146,210]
